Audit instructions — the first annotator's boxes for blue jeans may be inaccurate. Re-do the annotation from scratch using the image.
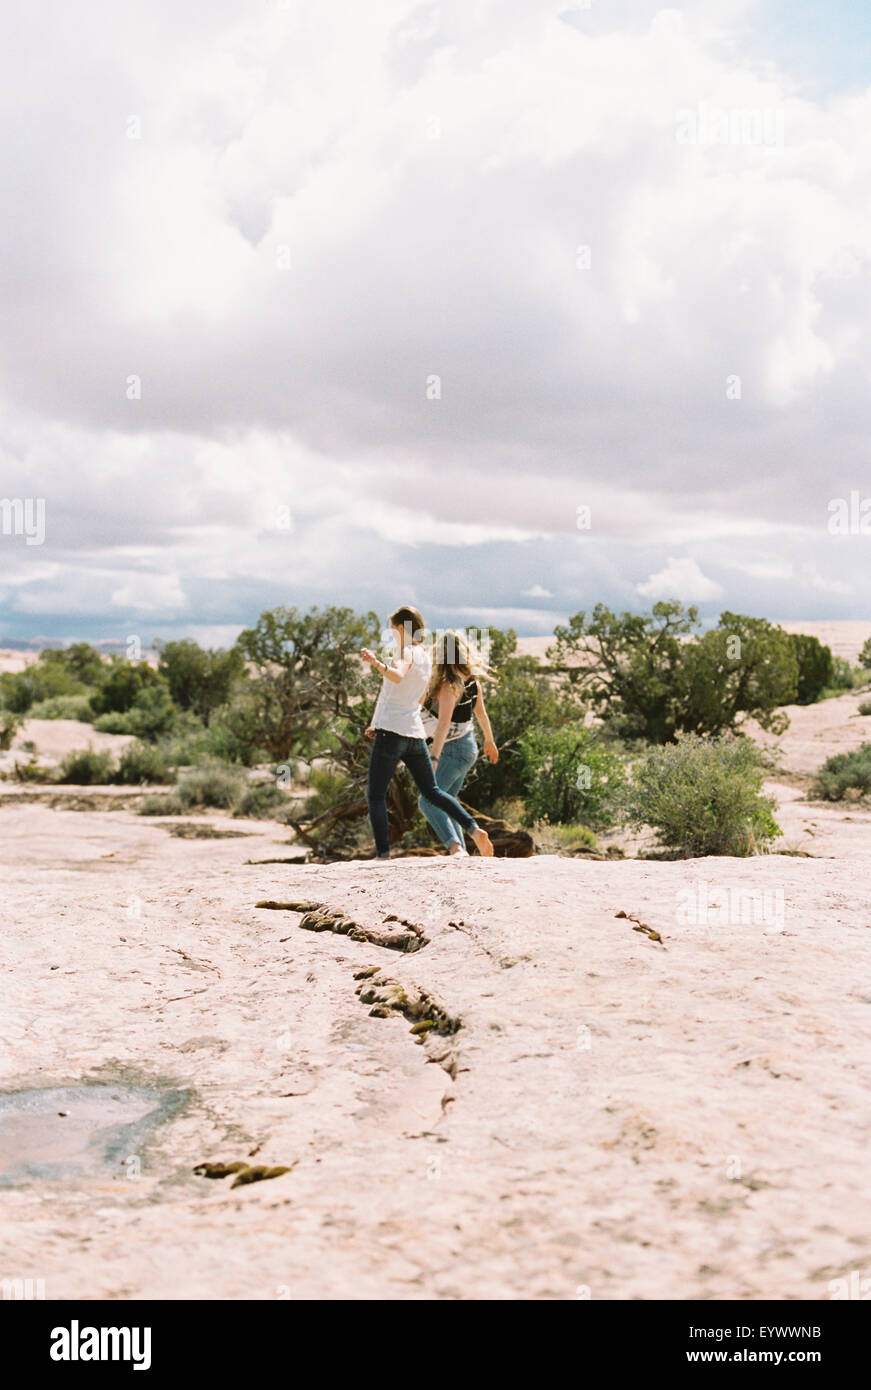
[367,729,479,858]
[418,729,478,849]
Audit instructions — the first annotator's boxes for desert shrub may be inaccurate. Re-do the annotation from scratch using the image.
[534,822,599,855]
[830,657,855,691]
[0,710,22,750]
[858,700,871,717]
[89,660,162,716]
[0,661,89,713]
[93,711,134,734]
[94,686,177,739]
[137,791,185,815]
[157,640,246,725]
[56,746,117,785]
[487,796,528,826]
[28,694,96,722]
[157,712,264,768]
[518,725,625,830]
[235,780,291,820]
[113,741,172,786]
[860,636,871,671]
[11,757,56,782]
[196,715,263,766]
[814,744,871,801]
[175,762,245,809]
[625,733,780,856]
[789,633,834,705]
[303,767,351,819]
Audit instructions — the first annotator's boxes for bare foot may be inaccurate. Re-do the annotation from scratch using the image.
[470,827,494,857]
[448,842,467,857]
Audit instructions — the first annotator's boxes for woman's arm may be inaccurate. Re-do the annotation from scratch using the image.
[360,647,412,684]
[430,685,459,764]
[474,688,499,763]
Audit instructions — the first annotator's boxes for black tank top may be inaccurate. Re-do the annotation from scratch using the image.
[422,677,478,741]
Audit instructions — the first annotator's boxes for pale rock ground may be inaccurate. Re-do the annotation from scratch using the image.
[0,625,870,1300]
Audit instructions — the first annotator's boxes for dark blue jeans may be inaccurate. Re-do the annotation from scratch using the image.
[367,729,479,858]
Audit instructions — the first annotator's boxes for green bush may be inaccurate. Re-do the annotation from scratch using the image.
[789,633,834,705]
[28,694,96,722]
[137,791,185,815]
[858,700,871,716]
[303,767,351,819]
[830,656,855,691]
[114,741,173,786]
[11,757,56,783]
[814,744,871,801]
[89,660,162,716]
[94,686,177,739]
[175,762,245,809]
[533,822,599,855]
[56,746,117,785]
[625,733,780,857]
[156,713,262,768]
[235,780,291,820]
[0,662,88,713]
[157,640,246,725]
[517,725,625,829]
[93,711,136,734]
[0,710,22,750]
[550,605,797,743]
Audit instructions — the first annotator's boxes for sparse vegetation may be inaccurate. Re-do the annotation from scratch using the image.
[113,741,173,786]
[235,780,291,820]
[175,762,246,810]
[27,694,96,722]
[137,791,185,816]
[6,611,866,861]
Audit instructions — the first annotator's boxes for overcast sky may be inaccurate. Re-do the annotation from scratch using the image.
[1,0,870,648]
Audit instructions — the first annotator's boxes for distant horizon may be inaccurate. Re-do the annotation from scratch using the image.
[2,613,869,658]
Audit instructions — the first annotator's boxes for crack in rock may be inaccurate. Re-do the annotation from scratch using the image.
[255,900,429,953]
[353,967,462,1079]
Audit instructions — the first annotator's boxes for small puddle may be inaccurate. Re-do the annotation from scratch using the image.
[0,1082,188,1187]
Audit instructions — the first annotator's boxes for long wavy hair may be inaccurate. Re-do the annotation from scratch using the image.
[426,629,490,703]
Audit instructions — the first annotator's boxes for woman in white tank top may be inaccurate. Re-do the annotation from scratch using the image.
[361,605,494,860]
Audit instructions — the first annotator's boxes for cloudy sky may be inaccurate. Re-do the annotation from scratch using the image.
[1,0,870,648]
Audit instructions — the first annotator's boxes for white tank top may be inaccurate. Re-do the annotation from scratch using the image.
[371,646,431,737]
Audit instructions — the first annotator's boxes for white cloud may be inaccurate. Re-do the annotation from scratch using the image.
[110,574,187,612]
[0,0,869,639]
[637,557,725,601]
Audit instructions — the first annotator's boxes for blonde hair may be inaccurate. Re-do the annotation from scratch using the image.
[427,629,489,702]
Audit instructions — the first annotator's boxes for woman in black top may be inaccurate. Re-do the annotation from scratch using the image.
[419,630,499,856]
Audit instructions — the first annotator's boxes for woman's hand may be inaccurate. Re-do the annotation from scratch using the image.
[360,648,378,666]
[364,726,376,740]
[484,738,499,764]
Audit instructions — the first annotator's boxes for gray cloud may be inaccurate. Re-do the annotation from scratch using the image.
[0,0,869,643]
